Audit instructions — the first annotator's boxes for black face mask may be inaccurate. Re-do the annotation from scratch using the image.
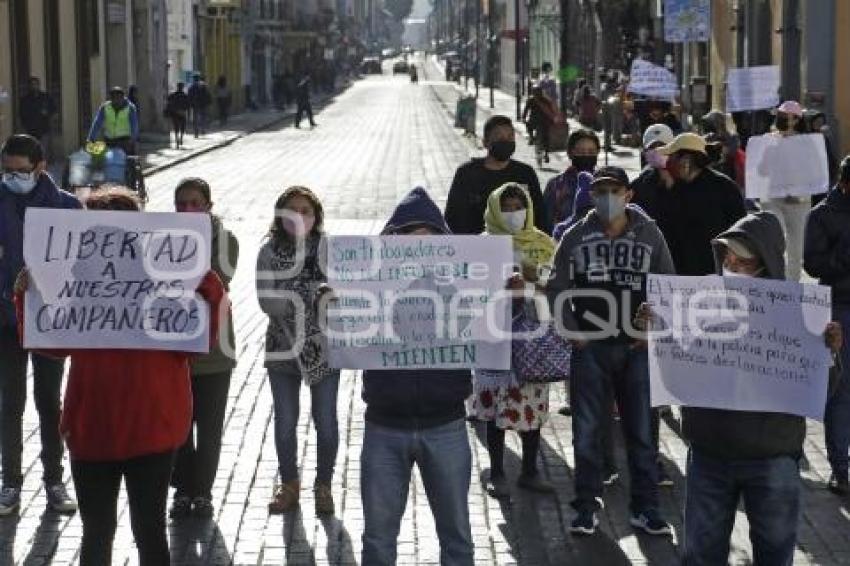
[775,115,790,131]
[489,141,516,162]
[571,155,598,172]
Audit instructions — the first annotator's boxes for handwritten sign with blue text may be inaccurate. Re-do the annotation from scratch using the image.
[23,209,212,352]
[327,236,513,370]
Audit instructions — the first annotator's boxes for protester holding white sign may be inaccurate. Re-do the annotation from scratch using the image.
[746,100,825,281]
[627,59,679,102]
[643,212,842,565]
[15,187,227,565]
[357,188,478,565]
[547,166,676,537]
[725,66,781,113]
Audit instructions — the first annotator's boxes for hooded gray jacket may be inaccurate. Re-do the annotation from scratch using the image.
[682,211,808,460]
[547,205,675,342]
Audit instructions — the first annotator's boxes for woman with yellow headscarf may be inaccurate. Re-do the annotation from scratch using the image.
[472,182,556,497]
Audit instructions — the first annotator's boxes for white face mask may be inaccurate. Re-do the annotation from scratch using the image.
[722,267,747,278]
[503,209,527,233]
[2,172,38,195]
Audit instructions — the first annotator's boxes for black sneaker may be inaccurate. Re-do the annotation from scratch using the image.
[828,473,849,496]
[630,509,672,536]
[169,496,192,519]
[192,497,214,518]
[569,510,599,535]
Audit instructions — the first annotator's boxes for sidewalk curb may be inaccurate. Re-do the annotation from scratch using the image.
[141,83,353,178]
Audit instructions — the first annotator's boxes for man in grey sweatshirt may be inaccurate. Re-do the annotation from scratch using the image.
[547,166,675,536]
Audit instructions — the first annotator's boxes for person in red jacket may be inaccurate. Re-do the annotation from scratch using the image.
[14,186,227,565]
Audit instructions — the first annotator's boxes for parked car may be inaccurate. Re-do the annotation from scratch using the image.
[392,60,410,74]
[361,57,382,74]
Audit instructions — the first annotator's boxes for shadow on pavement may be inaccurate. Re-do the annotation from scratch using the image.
[281,507,316,565]
[0,514,20,565]
[321,516,357,565]
[168,519,231,565]
[22,511,63,565]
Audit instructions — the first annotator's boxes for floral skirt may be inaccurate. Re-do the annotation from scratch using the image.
[472,370,549,432]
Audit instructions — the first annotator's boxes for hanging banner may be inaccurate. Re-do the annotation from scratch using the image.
[664,0,711,43]
[726,66,781,112]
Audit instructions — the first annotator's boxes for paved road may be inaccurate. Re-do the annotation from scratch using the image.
[4,58,850,565]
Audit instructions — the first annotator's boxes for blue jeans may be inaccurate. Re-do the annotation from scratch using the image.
[683,449,800,566]
[825,305,850,477]
[361,419,473,566]
[268,370,340,484]
[571,341,658,513]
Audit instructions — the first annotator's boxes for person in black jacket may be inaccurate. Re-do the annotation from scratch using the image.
[804,156,850,495]
[634,133,746,276]
[676,211,842,565]
[361,187,474,566]
[18,77,55,147]
[445,115,550,235]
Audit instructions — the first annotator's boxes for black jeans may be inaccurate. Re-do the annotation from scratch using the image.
[72,451,175,566]
[0,326,65,487]
[296,101,315,127]
[172,371,231,500]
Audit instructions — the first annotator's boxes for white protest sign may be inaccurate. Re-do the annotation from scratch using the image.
[744,133,830,199]
[647,275,832,420]
[23,209,212,352]
[627,59,679,101]
[726,66,780,112]
[327,235,513,370]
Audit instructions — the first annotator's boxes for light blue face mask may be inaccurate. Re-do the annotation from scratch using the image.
[2,172,38,195]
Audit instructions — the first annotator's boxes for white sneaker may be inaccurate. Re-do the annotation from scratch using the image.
[46,483,77,514]
[0,487,21,516]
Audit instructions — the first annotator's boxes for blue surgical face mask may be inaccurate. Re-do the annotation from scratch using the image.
[2,171,38,195]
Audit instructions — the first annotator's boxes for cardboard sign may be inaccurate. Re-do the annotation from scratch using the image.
[647,275,832,420]
[327,235,513,370]
[744,133,830,199]
[726,66,781,112]
[628,59,679,101]
[23,209,212,352]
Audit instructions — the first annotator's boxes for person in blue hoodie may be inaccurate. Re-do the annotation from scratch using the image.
[0,134,81,515]
[361,187,474,566]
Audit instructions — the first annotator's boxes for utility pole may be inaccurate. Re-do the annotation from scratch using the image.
[515,0,521,119]
[780,0,801,101]
[558,0,569,114]
[488,0,495,109]
[475,0,481,98]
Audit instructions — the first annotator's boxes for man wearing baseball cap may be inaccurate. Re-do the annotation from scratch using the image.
[547,165,675,536]
[636,132,746,276]
[761,100,811,281]
[630,124,676,220]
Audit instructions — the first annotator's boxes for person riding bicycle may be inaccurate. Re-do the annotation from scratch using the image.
[87,86,139,155]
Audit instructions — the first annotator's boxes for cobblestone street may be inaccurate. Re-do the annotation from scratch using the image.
[4,58,850,565]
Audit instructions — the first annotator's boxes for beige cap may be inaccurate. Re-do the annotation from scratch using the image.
[714,236,755,259]
[656,132,707,156]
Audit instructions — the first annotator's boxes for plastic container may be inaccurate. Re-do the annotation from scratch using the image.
[103,148,127,183]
